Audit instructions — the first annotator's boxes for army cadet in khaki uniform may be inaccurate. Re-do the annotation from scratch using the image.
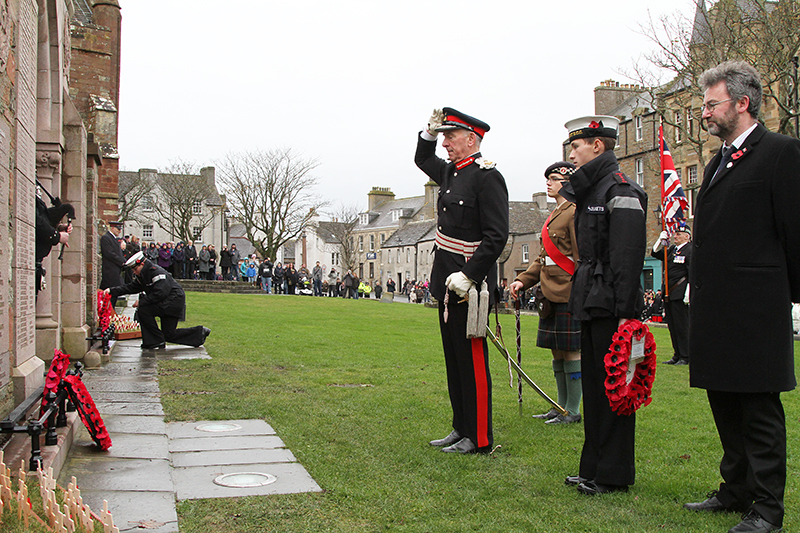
[510,161,581,424]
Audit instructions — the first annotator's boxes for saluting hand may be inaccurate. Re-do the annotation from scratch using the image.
[427,108,444,137]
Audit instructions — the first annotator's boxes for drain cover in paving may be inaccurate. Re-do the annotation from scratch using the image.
[214,472,277,487]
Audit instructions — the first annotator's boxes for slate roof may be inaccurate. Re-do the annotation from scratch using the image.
[508,201,553,236]
[228,223,256,257]
[356,195,427,231]
[119,170,224,206]
[316,220,346,244]
[382,220,436,248]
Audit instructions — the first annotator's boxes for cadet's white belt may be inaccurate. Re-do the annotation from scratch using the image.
[544,255,574,267]
[435,230,481,259]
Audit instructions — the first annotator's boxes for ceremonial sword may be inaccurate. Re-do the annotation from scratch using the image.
[485,325,568,416]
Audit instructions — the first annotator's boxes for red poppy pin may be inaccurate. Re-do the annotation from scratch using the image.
[731,147,747,160]
[589,121,600,129]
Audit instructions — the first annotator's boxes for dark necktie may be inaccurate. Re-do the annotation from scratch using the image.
[712,145,736,181]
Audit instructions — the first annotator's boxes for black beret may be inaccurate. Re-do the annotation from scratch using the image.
[544,161,576,179]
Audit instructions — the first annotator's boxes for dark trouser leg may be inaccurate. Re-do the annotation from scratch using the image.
[437,298,492,450]
[136,304,166,347]
[578,317,636,486]
[665,300,689,360]
[159,315,206,347]
[707,390,786,526]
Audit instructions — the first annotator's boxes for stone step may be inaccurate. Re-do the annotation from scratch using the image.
[176,280,265,294]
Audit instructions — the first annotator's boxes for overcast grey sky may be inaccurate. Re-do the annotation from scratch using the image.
[118,0,693,215]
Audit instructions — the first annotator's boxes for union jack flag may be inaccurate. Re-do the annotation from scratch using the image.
[659,125,689,234]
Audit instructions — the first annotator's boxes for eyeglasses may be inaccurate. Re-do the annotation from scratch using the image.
[700,98,734,113]
[545,177,567,183]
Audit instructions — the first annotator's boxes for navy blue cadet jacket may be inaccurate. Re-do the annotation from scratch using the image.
[110,259,186,319]
[414,134,509,303]
[561,150,647,321]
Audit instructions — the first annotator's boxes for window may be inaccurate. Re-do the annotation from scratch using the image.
[369,234,375,252]
[406,249,410,263]
[358,236,364,252]
[142,224,153,239]
[388,250,392,264]
[687,108,695,137]
[391,209,401,222]
[369,262,374,278]
[359,213,369,225]
[675,168,682,182]
[396,249,400,263]
[331,252,339,266]
[635,116,643,141]
[687,187,699,217]
[380,233,385,246]
[192,200,203,215]
[142,196,154,212]
[675,111,683,144]
[635,158,644,186]
[193,226,202,240]
[522,244,529,263]
[687,165,698,185]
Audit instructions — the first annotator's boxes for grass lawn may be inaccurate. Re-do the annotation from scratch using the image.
[159,293,800,533]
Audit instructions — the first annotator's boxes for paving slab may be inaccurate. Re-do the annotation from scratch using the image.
[168,435,285,453]
[78,490,178,533]
[84,380,161,394]
[58,456,173,492]
[71,430,170,460]
[89,391,162,403]
[89,362,158,377]
[166,419,276,439]
[94,401,165,416]
[172,462,322,500]
[171,447,297,468]
[101,414,167,435]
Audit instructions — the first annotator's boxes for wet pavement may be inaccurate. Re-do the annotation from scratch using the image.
[58,323,321,532]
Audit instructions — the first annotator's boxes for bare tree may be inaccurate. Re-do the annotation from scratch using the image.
[216,148,327,260]
[624,0,800,165]
[118,170,153,224]
[150,160,222,243]
[316,203,361,273]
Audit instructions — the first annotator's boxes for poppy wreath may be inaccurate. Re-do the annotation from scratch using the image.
[38,349,71,426]
[64,374,112,451]
[97,289,114,331]
[603,319,657,416]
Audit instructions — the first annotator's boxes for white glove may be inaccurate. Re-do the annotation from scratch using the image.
[445,271,474,298]
[652,230,669,252]
[427,108,444,137]
[683,284,690,305]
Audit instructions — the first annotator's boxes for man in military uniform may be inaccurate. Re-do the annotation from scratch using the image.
[650,223,691,365]
[104,251,211,350]
[415,107,509,454]
[560,115,647,494]
[100,221,126,307]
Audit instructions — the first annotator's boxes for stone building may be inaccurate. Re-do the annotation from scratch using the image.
[1,0,120,417]
[498,193,554,286]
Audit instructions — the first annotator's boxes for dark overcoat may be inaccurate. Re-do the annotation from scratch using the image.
[689,124,800,393]
[99,231,125,290]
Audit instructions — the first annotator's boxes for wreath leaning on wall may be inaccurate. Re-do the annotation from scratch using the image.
[603,319,657,416]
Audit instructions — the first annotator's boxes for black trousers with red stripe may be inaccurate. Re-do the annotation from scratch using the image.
[438,297,493,451]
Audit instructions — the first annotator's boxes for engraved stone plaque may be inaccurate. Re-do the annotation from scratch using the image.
[15,267,35,361]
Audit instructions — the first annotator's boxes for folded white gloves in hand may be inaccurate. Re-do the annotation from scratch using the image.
[427,108,444,137]
[445,271,474,298]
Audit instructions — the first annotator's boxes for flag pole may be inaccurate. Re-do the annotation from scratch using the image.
[659,118,670,301]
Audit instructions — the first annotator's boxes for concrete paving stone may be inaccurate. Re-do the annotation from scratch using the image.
[94,401,165,416]
[168,435,285,453]
[173,462,322,500]
[83,380,160,394]
[89,391,162,403]
[166,419,276,439]
[170,447,297,468]
[72,430,170,460]
[78,490,178,533]
[88,362,158,377]
[58,456,174,492]
[102,414,167,435]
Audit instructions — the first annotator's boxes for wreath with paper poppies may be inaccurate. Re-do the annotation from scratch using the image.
[97,290,114,332]
[64,373,112,451]
[39,349,71,426]
[603,319,657,416]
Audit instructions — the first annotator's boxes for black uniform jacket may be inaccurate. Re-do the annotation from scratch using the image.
[415,134,509,303]
[561,150,647,321]
[100,231,126,290]
[110,260,186,319]
[689,124,800,393]
[650,242,690,301]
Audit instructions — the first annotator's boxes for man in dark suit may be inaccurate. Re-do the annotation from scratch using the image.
[100,220,126,307]
[415,108,509,454]
[683,61,800,533]
[650,224,691,365]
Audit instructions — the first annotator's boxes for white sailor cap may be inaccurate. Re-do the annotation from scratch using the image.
[124,251,146,268]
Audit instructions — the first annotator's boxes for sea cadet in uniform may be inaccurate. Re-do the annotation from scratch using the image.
[560,115,647,495]
[104,251,211,350]
[415,107,509,454]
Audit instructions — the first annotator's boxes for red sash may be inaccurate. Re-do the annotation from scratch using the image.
[541,211,575,275]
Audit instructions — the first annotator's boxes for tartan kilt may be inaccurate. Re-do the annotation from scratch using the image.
[536,302,581,351]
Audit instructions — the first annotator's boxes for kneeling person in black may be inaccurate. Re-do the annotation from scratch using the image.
[105,251,211,350]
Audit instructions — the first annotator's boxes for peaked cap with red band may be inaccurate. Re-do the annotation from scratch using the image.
[565,115,620,142]
[434,107,490,138]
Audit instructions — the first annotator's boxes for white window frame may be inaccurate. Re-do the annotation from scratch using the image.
[192,200,203,215]
[635,158,644,186]
[142,195,154,212]
[688,165,698,185]
[193,226,202,240]
[635,116,643,141]
[675,111,683,144]
[369,234,375,252]
[142,224,153,239]
[522,244,529,263]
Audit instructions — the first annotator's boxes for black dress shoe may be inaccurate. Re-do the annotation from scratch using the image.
[565,475,588,486]
[674,358,689,365]
[683,492,736,513]
[141,343,166,350]
[202,327,211,344]
[429,430,462,447]
[442,437,476,454]
[577,480,628,495]
[532,409,558,420]
[545,413,581,424]
[663,356,679,365]
[728,510,782,532]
